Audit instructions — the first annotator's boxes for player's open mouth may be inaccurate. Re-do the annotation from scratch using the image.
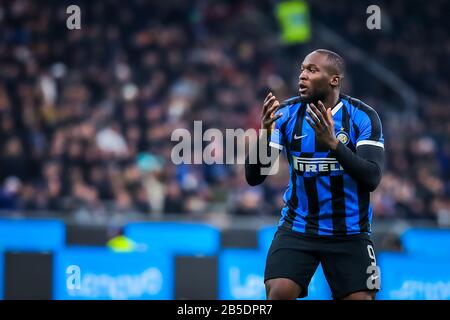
[299,84,308,93]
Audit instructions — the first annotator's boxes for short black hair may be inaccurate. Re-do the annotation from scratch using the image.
[314,49,345,78]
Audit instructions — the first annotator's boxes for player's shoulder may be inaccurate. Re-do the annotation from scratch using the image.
[280,95,302,108]
[340,94,381,122]
[274,96,303,118]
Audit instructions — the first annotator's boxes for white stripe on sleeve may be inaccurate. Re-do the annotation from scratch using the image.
[269,141,284,150]
[356,140,384,148]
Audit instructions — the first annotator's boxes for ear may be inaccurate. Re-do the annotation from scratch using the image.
[330,75,340,87]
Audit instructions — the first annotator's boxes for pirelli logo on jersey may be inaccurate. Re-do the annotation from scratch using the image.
[292,156,344,173]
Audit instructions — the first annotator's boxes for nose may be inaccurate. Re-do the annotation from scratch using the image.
[299,70,307,81]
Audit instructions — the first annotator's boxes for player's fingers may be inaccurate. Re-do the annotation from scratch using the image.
[307,104,325,126]
[306,116,317,130]
[262,95,276,116]
[263,102,279,122]
[263,92,273,104]
[266,113,283,125]
[311,103,327,124]
[264,95,276,107]
[318,101,332,126]
[318,100,328,117]
[263,113,283,130]
[266,100,280,117]
[261,96,275,115]
[326,108,334,126]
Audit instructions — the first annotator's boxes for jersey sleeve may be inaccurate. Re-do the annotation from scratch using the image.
[354,106,384,149]
[269,108,288,151]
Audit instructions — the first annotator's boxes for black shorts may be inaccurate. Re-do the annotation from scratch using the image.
[264,226,380,299]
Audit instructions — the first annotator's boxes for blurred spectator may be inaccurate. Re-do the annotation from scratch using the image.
[0,176,22,210]
[0,137,28,180]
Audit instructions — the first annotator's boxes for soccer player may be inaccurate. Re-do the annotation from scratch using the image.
[245,49,384,300]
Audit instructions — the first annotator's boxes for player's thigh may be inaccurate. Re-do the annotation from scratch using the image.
[265,278,301,300]
[319,236,380,300]
[264,228,320,299]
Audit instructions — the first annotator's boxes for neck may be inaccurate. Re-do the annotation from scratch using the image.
[320,90,340,109]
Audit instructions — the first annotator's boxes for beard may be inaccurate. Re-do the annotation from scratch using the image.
[299,91,326,104]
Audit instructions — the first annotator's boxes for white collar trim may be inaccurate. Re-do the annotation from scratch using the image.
[331,101,343,116]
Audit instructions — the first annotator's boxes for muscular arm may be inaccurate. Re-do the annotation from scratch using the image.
[245,92,283,186]
[331,142,384,191]
[245,133,282,186]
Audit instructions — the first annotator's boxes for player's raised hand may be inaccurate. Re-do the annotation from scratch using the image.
[261,92,283,133]
[306,100,339,150]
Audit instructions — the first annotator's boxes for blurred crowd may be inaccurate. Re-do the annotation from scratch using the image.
[0,0,448,224]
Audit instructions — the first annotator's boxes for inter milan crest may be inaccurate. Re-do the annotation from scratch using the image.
[336,127,349,145]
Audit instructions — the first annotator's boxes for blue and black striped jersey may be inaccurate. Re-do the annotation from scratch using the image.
[269,94,384,236]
